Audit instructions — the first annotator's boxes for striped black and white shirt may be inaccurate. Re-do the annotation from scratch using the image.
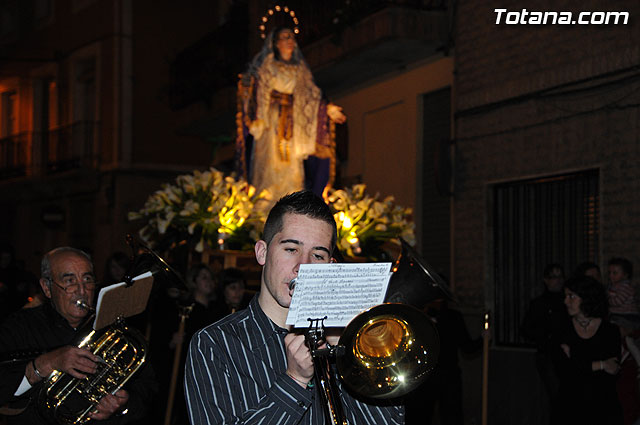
[184,295,404,424]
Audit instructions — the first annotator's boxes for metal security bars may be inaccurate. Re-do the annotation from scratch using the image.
[492,169,599,345]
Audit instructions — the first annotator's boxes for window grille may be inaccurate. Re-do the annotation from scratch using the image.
[492,169,599,345]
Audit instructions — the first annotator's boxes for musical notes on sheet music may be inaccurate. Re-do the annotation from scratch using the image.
[286,263,392,328]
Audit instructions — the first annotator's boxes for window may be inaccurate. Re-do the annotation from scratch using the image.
[0,90,25,177]
[0,4,17,38]
[53,57,96,171]
[34,0,53,21]
[48,47,99,173]
[1,90,18,137]
[74,58,96,154]
[492,169,599,345]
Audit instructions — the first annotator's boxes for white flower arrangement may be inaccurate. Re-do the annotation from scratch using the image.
[325,184,416,259]
[128,168,269,252]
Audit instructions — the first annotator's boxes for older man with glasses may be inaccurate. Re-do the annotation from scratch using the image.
[0,246,156,424]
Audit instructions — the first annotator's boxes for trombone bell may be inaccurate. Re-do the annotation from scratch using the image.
[336,303,439,399]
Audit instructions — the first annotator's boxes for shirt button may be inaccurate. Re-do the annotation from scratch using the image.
[297,401,305,408]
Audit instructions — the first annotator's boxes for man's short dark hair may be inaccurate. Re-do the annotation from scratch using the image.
[608,257,633,279]
[262,190,337,251]
[564,275,608,318]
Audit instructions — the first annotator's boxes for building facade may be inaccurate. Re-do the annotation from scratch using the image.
[3,0,635,424]
[454,1,639,423]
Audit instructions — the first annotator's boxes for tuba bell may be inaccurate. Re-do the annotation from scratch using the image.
[37,318,147,425]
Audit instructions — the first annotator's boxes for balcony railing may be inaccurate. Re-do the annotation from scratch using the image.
[293,0,447,46]
[46,121,100,174]
[0,121,100,181]
[0,133,28,179]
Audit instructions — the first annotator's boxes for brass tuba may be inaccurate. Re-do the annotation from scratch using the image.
[37,235,183,425]
[37,318,147,425]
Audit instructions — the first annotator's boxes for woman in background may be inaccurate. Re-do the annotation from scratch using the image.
[556,275,622,425]
[181,263,226,337]
[219,267,252,315]
[154,264,226,425]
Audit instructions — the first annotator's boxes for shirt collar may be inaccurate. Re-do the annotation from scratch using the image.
[247,294,289,338]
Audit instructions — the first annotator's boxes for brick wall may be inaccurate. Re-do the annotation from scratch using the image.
[453,0,640,309]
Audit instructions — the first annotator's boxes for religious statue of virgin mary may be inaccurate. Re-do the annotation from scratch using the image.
[236,20,346,204]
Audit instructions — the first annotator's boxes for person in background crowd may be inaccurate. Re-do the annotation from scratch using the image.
[102,251,131,287]
[218,267,251,315]
[608,257,639,319]
[180,263,227,340]
[605,257,639,424]
[521,263,567,424]
[556,275,622,425]
[152,263,225,425]
[573,261,602,284]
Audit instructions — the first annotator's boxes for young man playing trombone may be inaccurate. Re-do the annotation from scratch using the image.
[184,190,404,424]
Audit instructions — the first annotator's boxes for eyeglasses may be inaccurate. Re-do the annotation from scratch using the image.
[49,276,98,294]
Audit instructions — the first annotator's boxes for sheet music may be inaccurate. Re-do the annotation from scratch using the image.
[286,263,392,328]
[93,271,153,330]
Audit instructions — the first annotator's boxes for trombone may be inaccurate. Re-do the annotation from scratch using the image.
[291,238,444,424]
[301,305,440,425]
